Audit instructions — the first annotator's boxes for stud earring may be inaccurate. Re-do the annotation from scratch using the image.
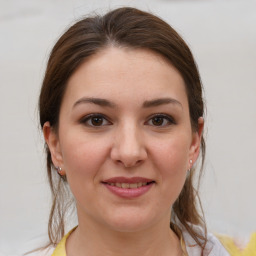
[56,166,65,176]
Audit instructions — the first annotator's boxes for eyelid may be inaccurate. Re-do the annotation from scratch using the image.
[79,113,175,127]
[79,113,112,127]
[146,113,176,126]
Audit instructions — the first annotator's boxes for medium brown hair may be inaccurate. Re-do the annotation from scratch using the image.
[39,7,206,253]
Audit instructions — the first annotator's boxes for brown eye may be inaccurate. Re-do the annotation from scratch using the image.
[147,114,175,127]
[80,114,111,127]
[91,116,104,126]
[152,116,164,126]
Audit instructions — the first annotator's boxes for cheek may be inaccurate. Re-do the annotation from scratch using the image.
[60,135,110,208]
[151,135,190,172]
[60,134,109,181]
[150,135,190,196]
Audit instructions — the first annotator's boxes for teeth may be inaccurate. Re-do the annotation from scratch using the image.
[121,183,129,188]
[107,182,151,188]
[116,183,122,188]
[129,183,138,189]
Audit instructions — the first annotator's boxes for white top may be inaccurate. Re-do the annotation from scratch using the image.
[182,229,229,255]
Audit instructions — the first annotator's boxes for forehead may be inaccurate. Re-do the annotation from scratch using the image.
[63,47,188,109]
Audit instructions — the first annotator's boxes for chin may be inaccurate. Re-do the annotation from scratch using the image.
[102,209,159,233]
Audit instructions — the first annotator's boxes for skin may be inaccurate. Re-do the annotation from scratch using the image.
[44,47,203,256]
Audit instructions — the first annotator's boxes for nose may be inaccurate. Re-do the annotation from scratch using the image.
[110,123,147,168]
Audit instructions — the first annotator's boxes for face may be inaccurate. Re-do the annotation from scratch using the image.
[44,47,203,233]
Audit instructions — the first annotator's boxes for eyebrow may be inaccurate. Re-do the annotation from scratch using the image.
[73,97,182,109]
[73,97,117,108]
[142,98,183,109]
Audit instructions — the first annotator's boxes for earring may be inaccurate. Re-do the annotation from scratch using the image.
[188,160,193,172]
[56,166,66,176]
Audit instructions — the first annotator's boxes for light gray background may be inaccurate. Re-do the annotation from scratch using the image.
[0,0,255,255]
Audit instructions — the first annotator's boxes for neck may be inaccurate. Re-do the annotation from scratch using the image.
[66,212,182,256]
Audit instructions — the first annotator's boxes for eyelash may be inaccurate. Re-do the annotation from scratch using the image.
[147,114,176,127]
[79,113,176,127]
[80,114,111,127]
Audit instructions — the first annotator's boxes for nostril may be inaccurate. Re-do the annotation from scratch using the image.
[123,159,143,168]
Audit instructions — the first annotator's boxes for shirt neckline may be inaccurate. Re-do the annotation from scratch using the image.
[51,226,188,256]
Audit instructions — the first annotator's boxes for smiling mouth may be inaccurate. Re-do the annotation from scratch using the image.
[101,177,155,198]
[103,181,155,189]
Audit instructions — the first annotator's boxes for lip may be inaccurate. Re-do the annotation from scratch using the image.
[102,176,155,199]
[102,176,154,184]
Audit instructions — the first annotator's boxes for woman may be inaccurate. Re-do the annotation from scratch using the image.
[39,7,229,256]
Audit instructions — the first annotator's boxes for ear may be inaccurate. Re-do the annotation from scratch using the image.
[188,117,204,168]
[43,121,63,168]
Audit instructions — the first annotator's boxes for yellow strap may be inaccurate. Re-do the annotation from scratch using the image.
[51,228,76,256]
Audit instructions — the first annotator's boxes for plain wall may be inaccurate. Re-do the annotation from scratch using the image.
[0,0,255,255]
